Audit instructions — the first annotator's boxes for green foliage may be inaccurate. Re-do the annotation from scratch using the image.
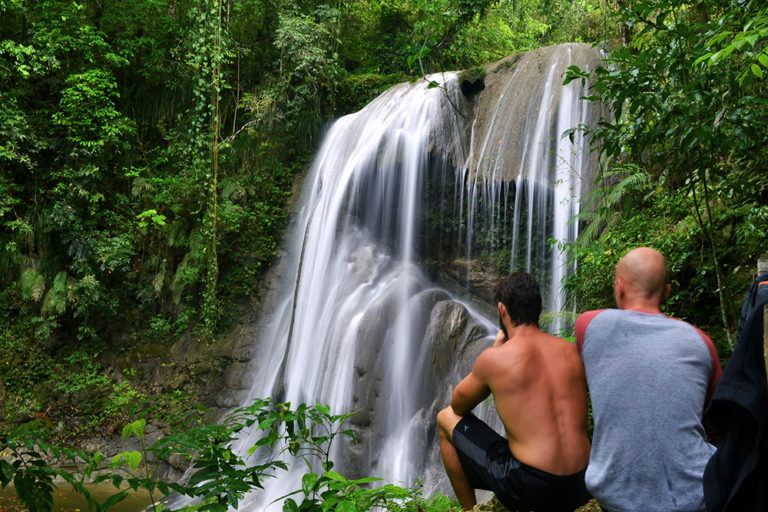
[0,420,112,512]
[0,0,311,420]
[0,0,611,430]
[563,0,768,351]
[696,3,768,82]
[20,268,45,302]
[1,400,460,512]
[53,68,133,157]
[40,271,69,318]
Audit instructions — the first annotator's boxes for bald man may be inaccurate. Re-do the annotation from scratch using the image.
[575,247,722,512]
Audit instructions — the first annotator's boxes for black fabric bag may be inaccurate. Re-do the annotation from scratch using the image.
[703,273,768,512]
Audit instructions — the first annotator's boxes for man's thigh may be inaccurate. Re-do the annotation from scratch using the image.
[452,415,517,493]
[453,416,591,511]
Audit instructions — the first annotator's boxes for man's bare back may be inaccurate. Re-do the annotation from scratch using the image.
[476,327,590,474]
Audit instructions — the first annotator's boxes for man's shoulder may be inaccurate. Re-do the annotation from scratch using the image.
[496,332,580,364]
[575,309,612,324]
[574,309,613,349]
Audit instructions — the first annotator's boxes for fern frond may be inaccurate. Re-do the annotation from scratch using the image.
[577,215,603,242]
[66,276,77,303]
[153,261,167,295]
[575,165,651,243]
[220,178,246,202]
[131,177,153,198]
[20,268,45,302]
[171,253,194,305]
[603,169,650,208]
[168,221,188,248]
[42,271,68,316]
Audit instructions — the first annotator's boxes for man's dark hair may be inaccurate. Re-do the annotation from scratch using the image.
[494,271,542,327]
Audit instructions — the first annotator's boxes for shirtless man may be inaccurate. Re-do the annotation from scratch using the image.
[437,271,592,512]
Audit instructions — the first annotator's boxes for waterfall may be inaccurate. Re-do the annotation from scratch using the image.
[234,43,604,510]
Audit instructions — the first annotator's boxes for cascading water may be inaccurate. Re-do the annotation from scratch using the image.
[463,43,601,331]
[233,43,605,510]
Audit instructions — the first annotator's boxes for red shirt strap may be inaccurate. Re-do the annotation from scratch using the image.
[574,309,606,354]
[692,325,722,406]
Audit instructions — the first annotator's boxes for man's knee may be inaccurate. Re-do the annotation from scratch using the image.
[437,406,462,441]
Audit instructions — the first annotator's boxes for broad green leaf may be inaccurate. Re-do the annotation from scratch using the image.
[733,36,748,50]
[693,52,713,66]
[0,460,14,486]
[750,64,763,78]
[336,500,357,512]
[321,494,339,512]
[347,477,381,485]
[282,498,299,512]
[121,419,146,441]
[188,466,220,487]
[323,471,346,483]
[302,473,319,495]
[124,451,142,472]
[712,44,736,63]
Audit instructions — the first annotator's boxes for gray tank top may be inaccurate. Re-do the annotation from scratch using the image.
[576,309,718,512]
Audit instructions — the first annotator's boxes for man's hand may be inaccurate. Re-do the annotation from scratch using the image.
[493,329,508,347]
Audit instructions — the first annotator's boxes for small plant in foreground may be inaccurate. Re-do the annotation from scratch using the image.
[2,399,460,512]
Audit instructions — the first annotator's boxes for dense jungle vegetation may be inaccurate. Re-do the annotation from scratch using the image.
[0,0,606,435]
[563,0,768,355]
[1,0,767,509]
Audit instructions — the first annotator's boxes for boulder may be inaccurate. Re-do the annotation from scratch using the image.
[473,496,602,512]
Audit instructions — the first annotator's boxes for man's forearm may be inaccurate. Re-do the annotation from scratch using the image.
[450,378,489,416]
[450,396,471,416]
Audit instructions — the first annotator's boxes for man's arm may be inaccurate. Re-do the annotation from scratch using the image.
[574,310,604,353]
[450,350,493,416]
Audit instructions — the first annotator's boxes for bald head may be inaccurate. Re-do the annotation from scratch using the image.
[614,247,670,310]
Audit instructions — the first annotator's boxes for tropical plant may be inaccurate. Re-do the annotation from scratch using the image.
[1,399,459,512]
[563,0,768,351]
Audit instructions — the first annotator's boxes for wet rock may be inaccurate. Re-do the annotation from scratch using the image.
[473,496,602,512]
[167,453,191,472]
[350,286,399,427]
[214,388,249,409]
[230,324,262,361]
[459,67,486,98]
[421,299,490,401]
[469,43,607,184]
[223,361,253,389]
[444,258,505,305]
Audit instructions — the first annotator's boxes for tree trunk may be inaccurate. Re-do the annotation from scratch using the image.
[617,0,631,46]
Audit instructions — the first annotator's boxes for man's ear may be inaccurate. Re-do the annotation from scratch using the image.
[663,283,671,302]
[613,277,625,308]
[498,302,507,319]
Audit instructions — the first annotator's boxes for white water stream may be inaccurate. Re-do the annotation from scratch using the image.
[230,43,603,510]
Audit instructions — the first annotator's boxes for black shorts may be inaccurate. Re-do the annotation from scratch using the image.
[453,415,591,512]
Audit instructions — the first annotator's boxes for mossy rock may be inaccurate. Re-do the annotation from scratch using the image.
[458,66,486,98]
[473,495,602,512]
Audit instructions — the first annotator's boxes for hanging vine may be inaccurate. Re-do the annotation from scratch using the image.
[202,0,224,337]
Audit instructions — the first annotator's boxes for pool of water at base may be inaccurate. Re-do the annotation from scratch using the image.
[0,482,152,512]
